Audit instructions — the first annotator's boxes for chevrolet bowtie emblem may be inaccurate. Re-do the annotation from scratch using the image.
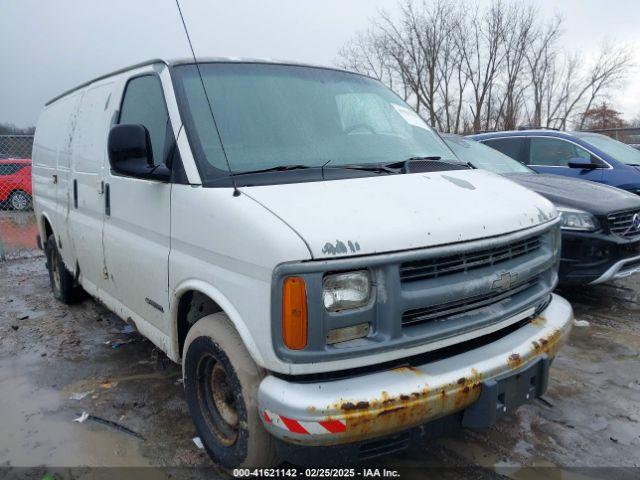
[492,272,518,292]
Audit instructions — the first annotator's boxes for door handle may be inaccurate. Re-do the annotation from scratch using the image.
[73,179,78,208]
[52,174,58,184]
[105,183,110,216]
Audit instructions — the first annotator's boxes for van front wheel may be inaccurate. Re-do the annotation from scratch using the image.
[183,313,279,469]
[45,235,74,304]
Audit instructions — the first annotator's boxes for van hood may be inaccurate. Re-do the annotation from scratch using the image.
[504,173,640,216]
[243,170,557,259]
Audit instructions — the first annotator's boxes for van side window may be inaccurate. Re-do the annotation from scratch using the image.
[119,76,172,166]
[483,138,525,163]
[529,137,602,167]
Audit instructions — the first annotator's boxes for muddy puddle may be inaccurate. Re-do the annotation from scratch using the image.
[0,211,38,258]
[0,353,149,467]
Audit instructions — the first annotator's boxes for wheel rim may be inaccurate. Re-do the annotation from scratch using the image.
[10,192,28,211]
[197,353,239,446]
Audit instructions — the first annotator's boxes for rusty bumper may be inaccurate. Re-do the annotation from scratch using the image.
[258,293,573,446]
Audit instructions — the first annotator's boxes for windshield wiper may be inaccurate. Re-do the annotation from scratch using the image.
[230,164,313,176]
[329,157,444,174]
[327,156,468,175]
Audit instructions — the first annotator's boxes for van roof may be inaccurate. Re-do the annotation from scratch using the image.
[45,57,356,106]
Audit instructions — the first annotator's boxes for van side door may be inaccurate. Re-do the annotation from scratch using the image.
[32,92,83,272]
[67,84,113,291]
[101,74,173,330]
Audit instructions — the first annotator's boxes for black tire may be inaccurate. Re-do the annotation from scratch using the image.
[45,234,74,304]
[183,313,279,469]
[9,190,31,211]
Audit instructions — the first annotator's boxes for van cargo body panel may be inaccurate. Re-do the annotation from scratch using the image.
[243,169,557,259]
[258,293,572,446]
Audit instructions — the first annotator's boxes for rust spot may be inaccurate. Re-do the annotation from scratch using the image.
[508,352,522,369]
[377,406,405,417]
[341,400,370,411]
[323,368,490,445]
[530,315,547,326]
[391,366,423,375]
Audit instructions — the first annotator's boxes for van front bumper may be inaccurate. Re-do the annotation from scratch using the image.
[258,293,573,447]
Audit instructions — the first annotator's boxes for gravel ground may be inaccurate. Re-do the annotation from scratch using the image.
[1,254,639,479]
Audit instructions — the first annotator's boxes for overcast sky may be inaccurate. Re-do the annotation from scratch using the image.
[1,0,639,127]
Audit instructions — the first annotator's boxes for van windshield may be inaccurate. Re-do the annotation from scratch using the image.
[172,63,456,184]
[573,132,640,166]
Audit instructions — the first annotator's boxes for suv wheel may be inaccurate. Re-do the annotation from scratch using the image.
[183,313,279,469]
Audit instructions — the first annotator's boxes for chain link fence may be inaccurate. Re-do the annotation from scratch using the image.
[0,135,39,260]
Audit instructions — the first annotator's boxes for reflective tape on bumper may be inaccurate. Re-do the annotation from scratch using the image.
[263,409,347,435]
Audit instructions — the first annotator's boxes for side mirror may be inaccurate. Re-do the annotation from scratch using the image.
[568,157,597,170]
[107,124,170,181]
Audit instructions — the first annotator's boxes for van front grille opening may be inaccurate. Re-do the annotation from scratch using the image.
[399,235,541,283]
[402,276,541,328]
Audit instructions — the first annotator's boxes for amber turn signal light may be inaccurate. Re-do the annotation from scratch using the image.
[282,276,307,350]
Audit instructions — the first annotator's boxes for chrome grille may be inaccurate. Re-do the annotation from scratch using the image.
[399,235,541,282]
[402,276,541,327]
[608,209,640,238]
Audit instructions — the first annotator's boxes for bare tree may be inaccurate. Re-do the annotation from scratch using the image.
[526,15,562,127]
[336,0,634,134]
[455,2,508,132]
[545,52,580,128]
[435,3,469,132]
[576,43,634,129]
[494,4,537,130]
[337,29,408,100]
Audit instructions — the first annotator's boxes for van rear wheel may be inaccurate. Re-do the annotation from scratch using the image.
[183,313,279,469]
[46,234,74,304]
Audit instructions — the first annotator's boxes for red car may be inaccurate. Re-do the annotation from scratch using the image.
[0,158,32,211]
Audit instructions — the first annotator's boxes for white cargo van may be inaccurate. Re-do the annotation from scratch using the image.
[32,58,573,467]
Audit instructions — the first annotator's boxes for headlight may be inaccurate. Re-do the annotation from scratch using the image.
[322,271,371,312]
[557,207,599,231]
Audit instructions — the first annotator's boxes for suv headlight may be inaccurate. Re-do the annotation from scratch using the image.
[557,207,599,231]
[323,271,371,312]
